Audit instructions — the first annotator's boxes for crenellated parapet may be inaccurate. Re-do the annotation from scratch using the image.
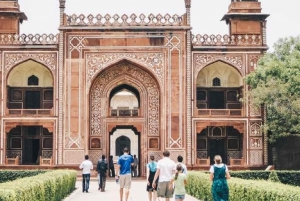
[0,34,59,45]
[66,13,185,27]
[192,34,262,46]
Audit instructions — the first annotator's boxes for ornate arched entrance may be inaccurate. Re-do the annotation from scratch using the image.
[89,61,160,176]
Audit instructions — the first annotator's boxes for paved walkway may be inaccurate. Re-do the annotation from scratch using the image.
[63,178,200,201]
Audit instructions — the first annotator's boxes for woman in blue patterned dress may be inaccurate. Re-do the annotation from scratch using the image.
[209,155,230,201]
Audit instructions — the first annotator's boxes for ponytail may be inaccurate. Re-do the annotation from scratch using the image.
[175,171,179,180]
[175,164,183,180]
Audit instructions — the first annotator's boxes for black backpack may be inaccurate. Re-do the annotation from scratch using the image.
[98,160,107,173]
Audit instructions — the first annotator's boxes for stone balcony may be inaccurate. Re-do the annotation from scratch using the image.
[197,109,243,117]
[110,109,139,117]
[6,108,54,116]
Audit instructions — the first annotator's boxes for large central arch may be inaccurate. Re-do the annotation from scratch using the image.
[89,61,160,175]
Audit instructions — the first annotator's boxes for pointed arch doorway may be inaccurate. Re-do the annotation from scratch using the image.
[109,126,140,176]
[90,61,161,176]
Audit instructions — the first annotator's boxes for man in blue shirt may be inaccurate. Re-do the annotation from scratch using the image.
[116,147,134,201]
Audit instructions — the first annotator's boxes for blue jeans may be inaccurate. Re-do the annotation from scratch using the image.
[82,174,90,192]
[175,195,185,199]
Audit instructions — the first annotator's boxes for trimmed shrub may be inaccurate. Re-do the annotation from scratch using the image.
[230,170,300,186]
[0,170,46,183]
[0,170,76,201]
[268,171,281,183]
[186,171,300,201]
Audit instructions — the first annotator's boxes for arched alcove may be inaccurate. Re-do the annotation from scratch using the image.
[196,61,243,109]
[109,84,140,116]
[6,60,54,110]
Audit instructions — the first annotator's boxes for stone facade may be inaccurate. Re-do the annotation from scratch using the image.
[0,0,269,174]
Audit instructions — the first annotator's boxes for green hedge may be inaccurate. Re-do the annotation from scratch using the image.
[0,170,76,201]
[230,170,300,186]
[186,171,300,201]
[0,170,46,183]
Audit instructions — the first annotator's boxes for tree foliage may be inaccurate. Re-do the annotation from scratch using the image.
[245,35,300,143]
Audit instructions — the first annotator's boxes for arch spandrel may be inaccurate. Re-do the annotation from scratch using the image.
[7,59,54,87]
[194,54,244,78]
[90,61,160,136]
[4,54,57,77]
[196,60,243,87]
[86,53,164,89]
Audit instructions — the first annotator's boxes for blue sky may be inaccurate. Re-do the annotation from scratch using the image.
[18,0,300,50]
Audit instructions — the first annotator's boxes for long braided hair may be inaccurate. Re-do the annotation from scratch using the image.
[175,164,183,180]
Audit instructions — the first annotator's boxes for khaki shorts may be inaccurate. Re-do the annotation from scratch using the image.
[157,181,174,198]
[119,174,131,189]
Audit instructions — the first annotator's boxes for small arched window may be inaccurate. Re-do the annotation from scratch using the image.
[28,75,39,86]
[212,77,221,86]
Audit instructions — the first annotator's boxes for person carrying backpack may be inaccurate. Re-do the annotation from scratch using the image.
[97,154,108,192]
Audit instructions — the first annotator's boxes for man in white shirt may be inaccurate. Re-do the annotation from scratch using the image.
[152,150,176,201]
[79,155,93,193]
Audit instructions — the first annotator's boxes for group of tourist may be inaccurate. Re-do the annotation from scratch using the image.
[79,154,114,193]
[79,148,231,201]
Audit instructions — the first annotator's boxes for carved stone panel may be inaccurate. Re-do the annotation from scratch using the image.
[249,150,263,165]
[86,52,164,87]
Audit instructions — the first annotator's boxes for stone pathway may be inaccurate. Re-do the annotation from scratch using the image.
[63,178,200,201]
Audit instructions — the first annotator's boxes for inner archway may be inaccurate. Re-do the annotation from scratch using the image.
[109,126,140,176]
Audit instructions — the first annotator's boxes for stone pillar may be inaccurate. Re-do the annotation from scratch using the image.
[57,0,66,164]
[185,0,192,165]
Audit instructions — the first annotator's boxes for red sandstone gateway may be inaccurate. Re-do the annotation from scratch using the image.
[0,0,269,173]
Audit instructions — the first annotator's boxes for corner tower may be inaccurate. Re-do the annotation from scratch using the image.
[0,0,27,34]
[222,0,269,46]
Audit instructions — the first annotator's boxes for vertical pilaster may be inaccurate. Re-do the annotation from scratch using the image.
[185,0,192,165]
[57,0,66,164]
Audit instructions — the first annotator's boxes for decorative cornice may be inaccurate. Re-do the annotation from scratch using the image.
[66,13,185,27]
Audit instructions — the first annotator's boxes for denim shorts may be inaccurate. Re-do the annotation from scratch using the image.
[175,195,185,199]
